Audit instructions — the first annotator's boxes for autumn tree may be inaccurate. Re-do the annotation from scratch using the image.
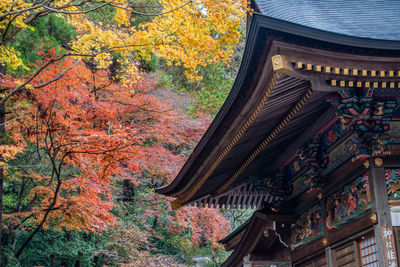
[0,0,246,264]
[113,84,232,265]
[2,55,142,259]
[1,56,233,264]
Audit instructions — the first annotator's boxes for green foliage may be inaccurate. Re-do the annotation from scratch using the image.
[158,73,175,88]
[189,62,234,116]
[1,9,248,267]
[140,52,159,72]
[2,230,111,267]
[85,5,118,25]
[221,209,254,230]
[156,31,245,117]
[11,14,76,74]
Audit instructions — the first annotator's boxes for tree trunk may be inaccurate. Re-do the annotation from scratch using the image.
[0,63,6,267]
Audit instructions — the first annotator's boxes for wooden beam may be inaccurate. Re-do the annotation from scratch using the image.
[264,107,336,175]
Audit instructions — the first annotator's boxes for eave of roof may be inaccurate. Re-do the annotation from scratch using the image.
[219,218,250,246]
[221,212,269,267]
[156,12,400,207]
[220,210,295,267]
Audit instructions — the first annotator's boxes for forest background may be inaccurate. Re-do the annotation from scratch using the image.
[0,0,253,266]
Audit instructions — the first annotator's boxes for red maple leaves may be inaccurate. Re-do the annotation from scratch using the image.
[2,51,230,252]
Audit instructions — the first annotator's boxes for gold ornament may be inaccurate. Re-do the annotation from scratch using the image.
[370,213,377,224]
[363,160,369,168]
[374,158,383,167]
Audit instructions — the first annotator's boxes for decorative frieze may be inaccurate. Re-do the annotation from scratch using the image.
[291,204,324,248]
[327,88,397,133]
[326,173,370,231]
[385,168,400,206]
[252,167,293,198]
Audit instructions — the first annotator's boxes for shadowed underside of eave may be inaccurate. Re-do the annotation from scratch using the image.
[192,79,331,199]
[156,13,400,208]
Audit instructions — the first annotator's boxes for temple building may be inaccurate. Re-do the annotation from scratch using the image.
[156,1,400,266]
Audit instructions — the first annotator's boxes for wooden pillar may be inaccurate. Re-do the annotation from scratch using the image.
[325,246,334,267]
[368,157,392,266]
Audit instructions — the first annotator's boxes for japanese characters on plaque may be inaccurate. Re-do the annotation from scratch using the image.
[381,226,398,267]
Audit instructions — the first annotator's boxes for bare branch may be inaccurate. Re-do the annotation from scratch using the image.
[0,3,44,19]
[38,2,109,15]
[0,115,31,126]
[39,1,192,16]
[0,54,67,106]
[109,1,192,16]
[33,60,80,89]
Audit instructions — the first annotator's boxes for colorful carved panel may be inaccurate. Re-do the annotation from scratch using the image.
[326,132,357,170]
[258,88,400,200]
[291,204,323,248]
[325,88,400,162]
[385,168,400,206]
[343,133,391,162]
[252,167,292,198]
[327,88,399,133]
[321,119,348,149]
[385,121,400,143]
[326,173,370,231]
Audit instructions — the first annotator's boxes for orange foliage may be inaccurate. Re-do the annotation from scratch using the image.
[2,50,172,231]
[2,50,230,254]
[171,206,231,247]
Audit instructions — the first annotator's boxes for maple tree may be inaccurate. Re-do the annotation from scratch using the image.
[116,84,232,264]
[0,0,246,264]
[1,54,233,264]
[2,54,140,257]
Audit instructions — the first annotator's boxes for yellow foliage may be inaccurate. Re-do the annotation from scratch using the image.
[0,0,245,81]
[0,144,24,166]
[0,46,29,70]
[134,0,246,81]
[0,0,33,31]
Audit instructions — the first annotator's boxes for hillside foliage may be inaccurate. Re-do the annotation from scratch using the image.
[0,1,248,266]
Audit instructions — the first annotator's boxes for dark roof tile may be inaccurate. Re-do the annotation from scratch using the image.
[254,0,400,40]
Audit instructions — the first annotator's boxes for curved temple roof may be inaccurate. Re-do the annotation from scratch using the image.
[156,1,400,209]
[254,0,400,41]
[218,210,294,267]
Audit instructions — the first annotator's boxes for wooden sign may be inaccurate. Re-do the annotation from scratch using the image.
[380,226,398,267]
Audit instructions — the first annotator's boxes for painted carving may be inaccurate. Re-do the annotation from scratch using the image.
[265,88,400,200]
[321,119,348,150]
[320,121,351,172]
[326,173,370,231]
[327,88,398,133]
[252,167,292,197]
[291,204,323,248]
[303,172,326,192]
[326,88,399,161]
[298,134,329,169]
[344,133,391,162]
[385,168,400,206]
[297,134,329,191]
